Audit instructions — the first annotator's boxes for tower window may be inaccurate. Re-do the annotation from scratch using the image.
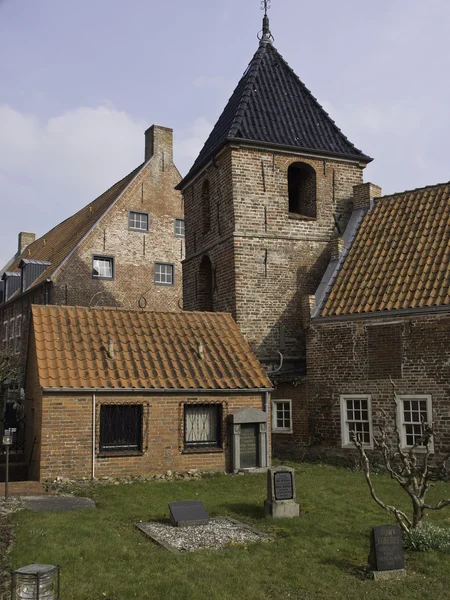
[288,162,317,218]
[202,180,211,233]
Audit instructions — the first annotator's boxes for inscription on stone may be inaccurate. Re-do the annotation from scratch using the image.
[369,525,404,572]
[168,501,209,528]
[274,471,294,501]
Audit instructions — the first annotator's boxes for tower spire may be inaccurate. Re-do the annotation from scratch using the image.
[259,0,274,44]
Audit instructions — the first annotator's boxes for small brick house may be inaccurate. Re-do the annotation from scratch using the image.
[0,125,184,444]
[26,305,272,481]
[306,182,450,460]
[177,14,372,456]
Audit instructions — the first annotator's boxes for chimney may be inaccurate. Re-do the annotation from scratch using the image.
[353,183,382,210]
[144,125,173,164]
[18,232,36,255]
[330,237,344,260]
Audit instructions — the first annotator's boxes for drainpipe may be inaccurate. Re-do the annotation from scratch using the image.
[264,391,270,468]
[92,393,96,480]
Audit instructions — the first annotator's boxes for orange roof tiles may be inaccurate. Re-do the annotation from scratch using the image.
[31,305,272,391]
[322,182,450,316]
[5,164,143,296]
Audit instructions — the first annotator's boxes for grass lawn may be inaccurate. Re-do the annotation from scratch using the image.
[10,463,450,600]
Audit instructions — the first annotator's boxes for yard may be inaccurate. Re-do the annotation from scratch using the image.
[8,463,450,600]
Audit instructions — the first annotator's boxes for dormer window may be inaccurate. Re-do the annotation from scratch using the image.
[288,162,317,219]
[19,259,51,293]
[202,180,211,233]
[2,272,21,302]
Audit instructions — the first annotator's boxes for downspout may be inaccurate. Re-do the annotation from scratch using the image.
[92,393,96,480]
[264,391,270,468]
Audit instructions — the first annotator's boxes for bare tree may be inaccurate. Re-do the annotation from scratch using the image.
[352,378,450,534]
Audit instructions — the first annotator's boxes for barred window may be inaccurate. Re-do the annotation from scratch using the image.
[92,256,114,279]
[129,211,149,231]
[340,395,373,448]
[174,218,185,237]
[99,405,143,452]
[154,263,174,285]
[397,395,433,449]
[272,400,292,433]
[184,404,221,448]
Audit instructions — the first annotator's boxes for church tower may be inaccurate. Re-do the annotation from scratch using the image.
[178,8,372,455]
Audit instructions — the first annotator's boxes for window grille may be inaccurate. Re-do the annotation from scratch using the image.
[154,263,174,285]
[184,404,221,448]
[92,256,114,279]
[398,396,432,448]
[99,404,143,452]
[272,400,292,433]
[340,395,373,448]
[129,211,149,231]
[174,218,185,237]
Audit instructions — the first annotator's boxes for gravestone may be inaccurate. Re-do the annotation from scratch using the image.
[168,501,209,527]
[368,525,405,580]
[264,466,299,518]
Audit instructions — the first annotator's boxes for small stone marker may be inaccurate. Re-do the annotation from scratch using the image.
[168,501,209,527]
[368,524,405,580]
[264,466,299,518]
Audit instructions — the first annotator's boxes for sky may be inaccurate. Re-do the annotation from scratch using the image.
[1,0,450,268]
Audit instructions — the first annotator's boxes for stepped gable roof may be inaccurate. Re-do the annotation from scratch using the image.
[321,182,450,317]
[178,39,372,188]
[4,164,144,299]
[30,305,272,391]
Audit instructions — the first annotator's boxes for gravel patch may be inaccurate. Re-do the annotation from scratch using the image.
[136,517,271,553]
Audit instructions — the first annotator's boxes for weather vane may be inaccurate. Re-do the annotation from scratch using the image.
[261,0,272,17]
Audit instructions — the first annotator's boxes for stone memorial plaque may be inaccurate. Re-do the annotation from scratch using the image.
[274,471,294,501]
[368,525,404,572]
[168,501,209,528]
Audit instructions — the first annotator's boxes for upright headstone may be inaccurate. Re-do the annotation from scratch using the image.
[368,525,406,580]
[264,466,299,518]
[168,501,209,527]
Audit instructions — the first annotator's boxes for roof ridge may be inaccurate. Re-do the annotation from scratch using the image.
[228,43,268,139]
[377,180,450,201]
[31,304,234,317]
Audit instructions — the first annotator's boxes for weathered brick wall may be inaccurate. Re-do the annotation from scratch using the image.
[32,392,270,481]
[307,312,450,459]
[272,381,309,458]
[182,144,364,360]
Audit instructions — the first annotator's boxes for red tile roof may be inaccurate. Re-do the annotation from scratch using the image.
[5,164,144,298]
[31,305,272,391]
[322,182,450,316]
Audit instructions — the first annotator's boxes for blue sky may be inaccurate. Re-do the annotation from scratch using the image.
[1,0,450,267]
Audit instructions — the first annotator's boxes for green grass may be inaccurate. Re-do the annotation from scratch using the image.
[10,463,450,600]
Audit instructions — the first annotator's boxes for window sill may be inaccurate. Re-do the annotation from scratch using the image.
[97,451,144,458]
[341,444,373,450]
[288,213,317,221]
[182,447,224,455]
[272,429,293,435]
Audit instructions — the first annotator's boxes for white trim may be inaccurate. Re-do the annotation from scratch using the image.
[396,394,433,452]
[272,399,293,434]
[340,394,373,449]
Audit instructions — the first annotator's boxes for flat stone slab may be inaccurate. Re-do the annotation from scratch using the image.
[169,500,209,527]
[22,496,95,512]
[136,517,271,553]
[369,568,406,581]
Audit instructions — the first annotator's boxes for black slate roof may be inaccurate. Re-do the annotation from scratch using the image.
[179,39,372,188]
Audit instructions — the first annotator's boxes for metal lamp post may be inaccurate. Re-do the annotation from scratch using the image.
[10,564,61,600]
[3,428,13,500]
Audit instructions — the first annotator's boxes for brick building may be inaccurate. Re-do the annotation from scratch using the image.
[177,15,372,454]
[26,305,272,481]
[0,125,184,448]
[307,182,450,460]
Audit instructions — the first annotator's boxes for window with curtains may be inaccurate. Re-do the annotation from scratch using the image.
[184,404,222,449]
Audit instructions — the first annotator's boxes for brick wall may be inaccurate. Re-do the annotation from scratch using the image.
[272,381,309,458]
[307,312,450,460]
[182,144,364,361]
[30,392,269,481]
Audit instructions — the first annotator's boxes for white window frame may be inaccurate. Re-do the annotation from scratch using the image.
[92,255,114,280]
[340,394,373,449]
[2,320,8,350]
[9,317,15,343]
[154,262,174,286]
[174,218,185,238]
[128,211,149,232]
[396,395,433,452]
[272,399,293,434]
